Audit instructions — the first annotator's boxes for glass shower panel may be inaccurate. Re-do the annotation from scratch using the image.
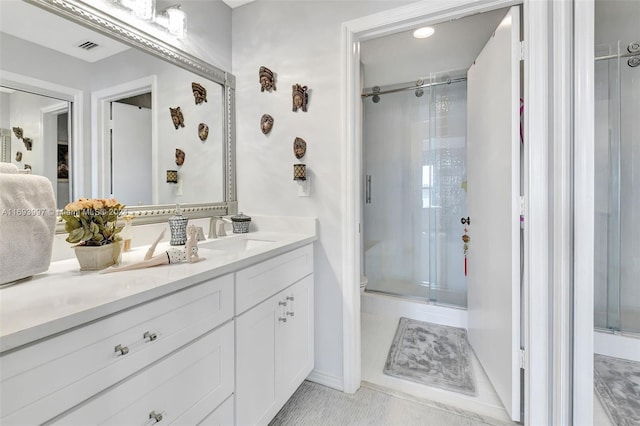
[362,78,468,308]
[619,45,640,334]
[424,77,468,306]
[594,42,622,331]
[594,39,640,334]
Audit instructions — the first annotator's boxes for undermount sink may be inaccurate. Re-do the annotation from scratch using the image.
[199,235,276,253]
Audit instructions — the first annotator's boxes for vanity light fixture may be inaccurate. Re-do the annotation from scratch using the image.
[110,0,187,39]
[155,5,187,39]
[114,0,156,21]
[412,27,435,39]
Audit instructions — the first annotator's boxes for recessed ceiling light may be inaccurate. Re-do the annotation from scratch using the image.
[413,27,435,39]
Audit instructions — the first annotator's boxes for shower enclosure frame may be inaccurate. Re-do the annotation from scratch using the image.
[343,0,577,424]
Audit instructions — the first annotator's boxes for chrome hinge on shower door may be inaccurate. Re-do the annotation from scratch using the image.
[520,348,526,370]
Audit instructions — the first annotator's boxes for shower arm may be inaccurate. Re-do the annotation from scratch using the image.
[361,77,467,98]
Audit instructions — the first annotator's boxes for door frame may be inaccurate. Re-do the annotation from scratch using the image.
[41,102,70,203]
[341,0,563,423]
[573,1,594,425]
[91,75,157,202]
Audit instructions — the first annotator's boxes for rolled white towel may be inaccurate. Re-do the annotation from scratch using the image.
[0,173,57,285]
[0,163,19,174]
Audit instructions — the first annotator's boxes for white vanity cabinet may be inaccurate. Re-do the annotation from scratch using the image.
[0,274,235,425]
[0,233,316,426]
[235,245,314,426]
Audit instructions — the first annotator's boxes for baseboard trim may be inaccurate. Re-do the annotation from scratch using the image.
[306,369,344,391]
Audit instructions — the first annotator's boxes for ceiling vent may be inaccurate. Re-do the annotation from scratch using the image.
[78,41,99,50]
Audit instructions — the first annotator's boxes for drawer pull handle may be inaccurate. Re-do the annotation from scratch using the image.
[279,317,287,323]
[149,411,163,423]
[114,344,129,356]
[143,331,158,342]
[286,296,295,301]
[286,311,295,317]
[278,301,287,306]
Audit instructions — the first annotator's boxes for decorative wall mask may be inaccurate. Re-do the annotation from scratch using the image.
[260,114,274,135]
[198,123,209,141]
[169,107,185,129]
[192,82,207,105]
[259,66,276,92]
[292,84,309,112]
[293,137,307,159]
[15,151,22,162]
[175,148,185,166]
[11,127,32,150]
[12,127,23,139]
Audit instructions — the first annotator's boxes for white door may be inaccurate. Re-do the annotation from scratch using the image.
[466,6,521,422]
[111,102,151,206]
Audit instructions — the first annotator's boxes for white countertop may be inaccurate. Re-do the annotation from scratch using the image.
[0,229,316,352]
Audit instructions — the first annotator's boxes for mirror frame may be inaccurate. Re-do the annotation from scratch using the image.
[22,0,237,227]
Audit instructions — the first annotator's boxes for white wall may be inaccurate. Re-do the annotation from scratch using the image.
[0,93,10,129]
[232,0,415,387]
[7,91,60,178]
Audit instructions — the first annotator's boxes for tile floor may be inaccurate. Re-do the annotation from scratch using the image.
[270,381,512,426]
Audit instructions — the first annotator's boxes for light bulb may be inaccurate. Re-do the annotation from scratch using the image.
[412,27,435,39]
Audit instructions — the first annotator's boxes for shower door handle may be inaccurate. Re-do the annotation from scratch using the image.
[365,175,372,204]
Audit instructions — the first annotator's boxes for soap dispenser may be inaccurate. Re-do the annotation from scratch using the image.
[168,204,189,245]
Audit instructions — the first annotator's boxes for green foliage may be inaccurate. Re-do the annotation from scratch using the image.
[62,198,126,246]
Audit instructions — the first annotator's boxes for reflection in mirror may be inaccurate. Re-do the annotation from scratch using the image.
[0,0,231,212]
[0,87,71,208]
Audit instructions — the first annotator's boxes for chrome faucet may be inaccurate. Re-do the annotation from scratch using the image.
[209,216,231,239]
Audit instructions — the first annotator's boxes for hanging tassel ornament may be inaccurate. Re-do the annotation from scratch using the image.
[462,228,470,276]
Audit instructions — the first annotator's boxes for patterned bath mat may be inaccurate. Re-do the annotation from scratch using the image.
[383,317,476,396]
[594,354,640,426]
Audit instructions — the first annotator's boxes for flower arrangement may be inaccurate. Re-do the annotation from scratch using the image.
[61,198,126,245]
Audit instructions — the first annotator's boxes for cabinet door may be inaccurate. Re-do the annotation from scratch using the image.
[199,395,234,426]
[235,294,278,426]
[276,275,314,402]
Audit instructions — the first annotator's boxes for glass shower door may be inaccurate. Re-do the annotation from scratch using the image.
[594,40,640,334]
[362,76,468,308]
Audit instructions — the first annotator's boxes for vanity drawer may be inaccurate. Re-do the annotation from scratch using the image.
[0,274,233,425]
[55,321,234,425]
[236,244,313,315]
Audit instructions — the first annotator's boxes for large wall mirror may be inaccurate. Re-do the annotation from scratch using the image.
[0,0,236,222]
